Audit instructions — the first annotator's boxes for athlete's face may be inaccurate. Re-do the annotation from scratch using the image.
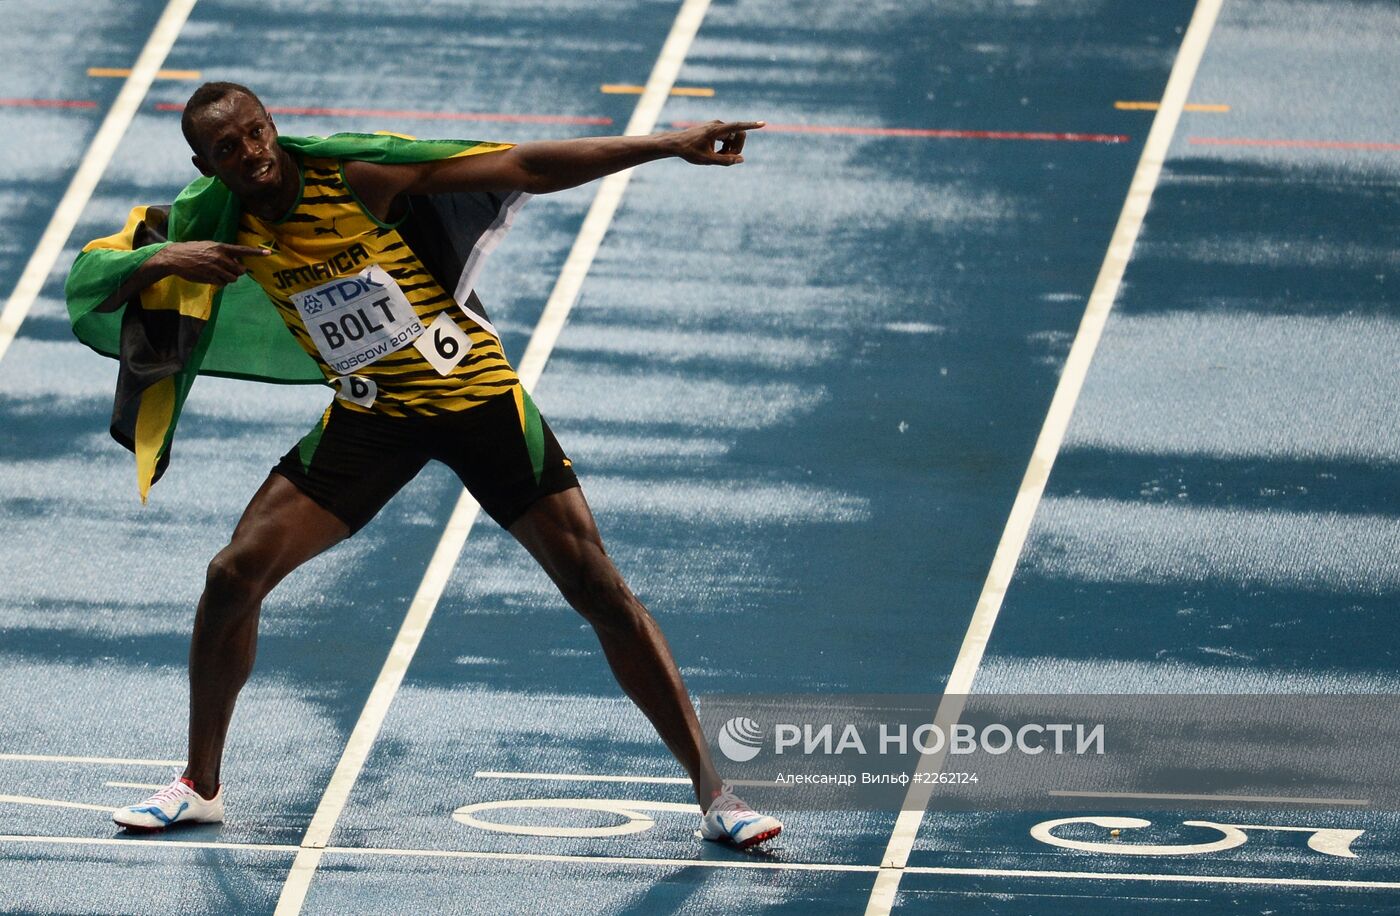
[190,92,290,201]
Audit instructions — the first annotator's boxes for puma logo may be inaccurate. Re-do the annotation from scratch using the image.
[313,218,346,239]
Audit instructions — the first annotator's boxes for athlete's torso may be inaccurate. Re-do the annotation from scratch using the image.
[236,155,517,415]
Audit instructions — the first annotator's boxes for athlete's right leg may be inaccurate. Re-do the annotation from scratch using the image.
[182,473,349,797]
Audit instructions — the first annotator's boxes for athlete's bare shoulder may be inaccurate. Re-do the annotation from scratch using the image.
[340,159,406,224]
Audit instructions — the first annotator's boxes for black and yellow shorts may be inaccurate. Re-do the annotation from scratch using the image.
[273,387,578,533]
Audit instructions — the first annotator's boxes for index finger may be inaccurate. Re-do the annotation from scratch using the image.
[221,243,273,257]
[707,120,766,134]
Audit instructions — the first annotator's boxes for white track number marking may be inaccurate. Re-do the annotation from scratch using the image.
[414,312,473,376]
[1032,817,1365,859]
[334,375,377,407]
[452,798,699,838]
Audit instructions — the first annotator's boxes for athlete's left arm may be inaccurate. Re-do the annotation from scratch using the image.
[344,120,762,221]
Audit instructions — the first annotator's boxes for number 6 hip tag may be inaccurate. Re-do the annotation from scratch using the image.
[414,312,473,376]
[335,375,377,407]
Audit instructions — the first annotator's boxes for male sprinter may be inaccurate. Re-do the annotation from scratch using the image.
[82,83,780,848]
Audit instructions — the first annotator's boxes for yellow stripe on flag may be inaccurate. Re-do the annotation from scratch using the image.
[142,272,215,318]
[134,376,176,502]
[445,142,514,159]
[82,206,150,254]
[368,133,511,157]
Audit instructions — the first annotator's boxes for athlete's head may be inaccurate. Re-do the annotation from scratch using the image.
[182,82,289,199]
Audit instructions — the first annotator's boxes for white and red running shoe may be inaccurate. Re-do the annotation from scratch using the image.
[112,777,223,831]
[700,785,783,848]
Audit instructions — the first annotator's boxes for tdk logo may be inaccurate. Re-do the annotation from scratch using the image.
[321,275,385,307]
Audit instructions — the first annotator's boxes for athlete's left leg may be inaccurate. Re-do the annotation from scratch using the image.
[508,486,725,810]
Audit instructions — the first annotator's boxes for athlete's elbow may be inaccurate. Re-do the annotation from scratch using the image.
[518,169,576,195]
[512,157,582,195]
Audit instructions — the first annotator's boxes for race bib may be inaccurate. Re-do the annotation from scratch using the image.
[413,311,474,376]
[334,374,377,407]
[292,265,422,375]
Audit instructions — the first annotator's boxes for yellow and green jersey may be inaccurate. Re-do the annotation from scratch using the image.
[236,156,517,416]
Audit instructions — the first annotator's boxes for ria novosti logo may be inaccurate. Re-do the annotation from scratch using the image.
[714,715,1105,761]
[717,716,765,762]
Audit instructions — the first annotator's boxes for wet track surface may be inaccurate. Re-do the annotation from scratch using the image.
[1,0,1397,912]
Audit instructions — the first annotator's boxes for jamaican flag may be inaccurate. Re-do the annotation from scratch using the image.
[65,132,526,500]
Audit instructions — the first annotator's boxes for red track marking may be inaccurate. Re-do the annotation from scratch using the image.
[0,98,98,110]
[673,120,1129,143]
[1189,136,1400,152]
[154,102,612,126]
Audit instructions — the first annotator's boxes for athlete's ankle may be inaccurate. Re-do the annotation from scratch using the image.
[180,772,219,800]
[698,777,726,812]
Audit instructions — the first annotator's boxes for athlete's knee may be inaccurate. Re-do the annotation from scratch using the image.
[566,561,645,635]
[203,548,272,613]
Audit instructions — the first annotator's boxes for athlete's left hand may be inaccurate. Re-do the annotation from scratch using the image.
[670,120,765,166]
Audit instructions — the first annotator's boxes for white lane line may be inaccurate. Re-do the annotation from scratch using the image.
[272,2,714,912]
[3,834,1398,892]
[0,832,871,872]
[104,782,167,791]
[1048,790,1372,806]
[863,1,1224,913]
[0,795,116,813]
[0,0,199,367]
[902,866,1400,892]
[476,770,691,785]
[0,835,298,853]
[510,0,711,386]
[0,753,184,767]
[473,770,783,789]
[273,488,486,910]
[325,845,871,873]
